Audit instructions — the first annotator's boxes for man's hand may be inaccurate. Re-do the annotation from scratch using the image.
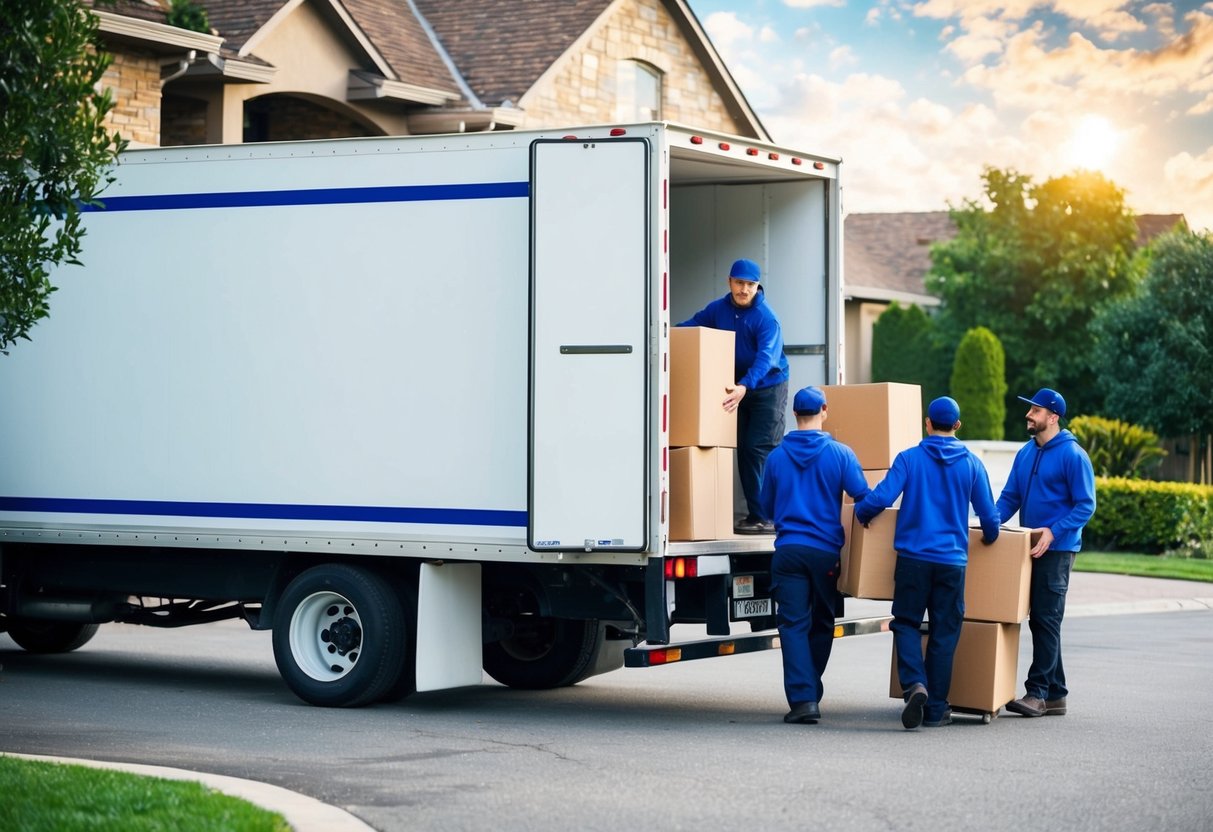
[1030,527,1054,558]
[723,384,747,413]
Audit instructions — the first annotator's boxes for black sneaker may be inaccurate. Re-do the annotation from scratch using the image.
[735,516,774,535]
[901,683,927,730]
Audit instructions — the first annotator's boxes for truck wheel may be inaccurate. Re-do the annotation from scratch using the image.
[272,565,405,708]
[6,620,99,654]
[483,615,601,689]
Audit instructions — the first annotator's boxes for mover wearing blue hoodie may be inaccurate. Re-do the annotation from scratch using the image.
[998,388,1096,719]
[757,386,870,725]
[678,258,790,533]
[854,397,1000,729]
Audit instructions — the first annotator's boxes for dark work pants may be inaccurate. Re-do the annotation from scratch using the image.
[737,380,787,520]
[891,555,965,722]
[771,545,841,706]
[1025,550,1076,700]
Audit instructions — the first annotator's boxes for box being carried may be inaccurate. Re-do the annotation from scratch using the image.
[670,327,736,448]
[891,620,1020,715]
[839,506,898,600]
[965,526,1040,624]
[821,383,922,469]
[669,447,734,541]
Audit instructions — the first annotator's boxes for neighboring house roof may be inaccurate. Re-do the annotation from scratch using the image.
[844,212,954,306]
[414,0,611,109]
[845,211,1188,306]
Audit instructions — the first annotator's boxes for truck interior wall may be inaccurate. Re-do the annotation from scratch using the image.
[668,179,831,515]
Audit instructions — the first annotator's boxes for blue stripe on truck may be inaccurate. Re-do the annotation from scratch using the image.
[0,497,527,527]
[80,181,530,212]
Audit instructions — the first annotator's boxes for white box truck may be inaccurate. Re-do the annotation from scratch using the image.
[0,122,863,707]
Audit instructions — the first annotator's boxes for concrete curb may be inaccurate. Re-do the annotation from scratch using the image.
[1067,596,1213,618]
[3,752,375,832]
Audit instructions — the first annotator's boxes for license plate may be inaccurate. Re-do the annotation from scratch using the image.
[732,597,772,618]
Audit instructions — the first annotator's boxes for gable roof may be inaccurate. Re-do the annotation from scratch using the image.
[413,0,611,109]
[845,211,1189,305]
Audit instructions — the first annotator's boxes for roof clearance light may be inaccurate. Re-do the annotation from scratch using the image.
[814,161,825,170]
[610,128,627,136]
[718,142,730,151]
[791,158,803,166]
[562,135,578,140]
[768,152,780,160]
[746,148,759,156]
[690,135,704,145]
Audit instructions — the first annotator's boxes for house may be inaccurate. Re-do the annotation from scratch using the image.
[843,211,1188,383]
[92,0,768,148]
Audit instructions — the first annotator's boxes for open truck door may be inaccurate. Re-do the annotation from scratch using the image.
[528,138,650,552]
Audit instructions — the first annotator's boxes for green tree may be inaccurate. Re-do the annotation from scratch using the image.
[1,0,126,353]
[927,167,1142,435]
[870,301,949,413]
[1093,229,1213,481]
[950,326,1006,439]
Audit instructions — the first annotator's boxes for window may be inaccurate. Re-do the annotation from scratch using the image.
[616,60,662,121]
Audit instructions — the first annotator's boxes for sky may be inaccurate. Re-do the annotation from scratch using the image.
[687,0,1213,233]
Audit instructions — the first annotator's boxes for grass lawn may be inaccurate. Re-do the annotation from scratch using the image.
[1076,551,1213,583]
[0,756,290,832]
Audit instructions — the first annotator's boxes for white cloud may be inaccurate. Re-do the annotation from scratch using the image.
[759,25,781,44]
[783,0,845,8]
[1188,92,1213,115]
[704,11,754,48]
[829,45,859,70]
[1161,147,1213,231]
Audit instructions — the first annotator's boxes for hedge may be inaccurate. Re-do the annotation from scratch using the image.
[1087,477,1213,557]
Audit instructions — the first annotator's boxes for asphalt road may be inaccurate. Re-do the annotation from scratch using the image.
[2,607,1211,832]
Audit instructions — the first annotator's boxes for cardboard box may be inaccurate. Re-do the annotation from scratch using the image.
[838,507,898,600]
[891,620,1020,714]
[821,383,922,468]
[844,469,888,503]
[669,447,734,541]
[670,327,737,448]
[965,526,1038,624]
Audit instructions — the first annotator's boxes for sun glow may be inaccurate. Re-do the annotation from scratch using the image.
[1063,115,1122,171]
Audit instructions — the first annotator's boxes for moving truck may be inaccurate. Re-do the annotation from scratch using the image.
[0,122,848,707]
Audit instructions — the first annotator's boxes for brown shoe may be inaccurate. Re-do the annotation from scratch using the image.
[1044,697,1067,716]
[1006,695,1046,717]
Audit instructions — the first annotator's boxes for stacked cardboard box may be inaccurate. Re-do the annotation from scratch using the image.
[667,327,737,541]
[886,526,1039,715]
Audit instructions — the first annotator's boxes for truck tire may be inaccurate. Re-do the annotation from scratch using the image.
[6,620,99,654]
[483,616,602,689]
[272,564,406,708]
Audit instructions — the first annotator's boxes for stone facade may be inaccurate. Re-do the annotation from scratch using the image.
[516,0,745,134]
[100,48,162,148]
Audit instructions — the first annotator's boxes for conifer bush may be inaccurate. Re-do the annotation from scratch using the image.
[950,326,1006,439]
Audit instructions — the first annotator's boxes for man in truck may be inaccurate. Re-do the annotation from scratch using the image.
[678,258,789,535]
[759,385,871,724]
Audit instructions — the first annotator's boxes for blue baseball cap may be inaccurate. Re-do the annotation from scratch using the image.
[729,258,761,282]
[793,385,827,415]
[1018,387,1066,417]
[928,396,961,426]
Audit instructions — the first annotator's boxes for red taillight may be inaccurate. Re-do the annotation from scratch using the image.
[746,148,759,156]
[690,135,704,145]
[649,648,682,664]
[768,152,780,160]
[791,158,803,166]
[610,128,627,136]
[718,142,731,151]
[814,161,825,169]
[664,556,699,579]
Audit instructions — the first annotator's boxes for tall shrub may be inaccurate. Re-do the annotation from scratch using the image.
[870,302,948,413]
[949,327,1006,439]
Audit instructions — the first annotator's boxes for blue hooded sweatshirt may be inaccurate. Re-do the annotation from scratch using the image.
[996,430,1096,553]
[758,430,871,552]
[855,435,1000,566]
[677,288,789,391]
